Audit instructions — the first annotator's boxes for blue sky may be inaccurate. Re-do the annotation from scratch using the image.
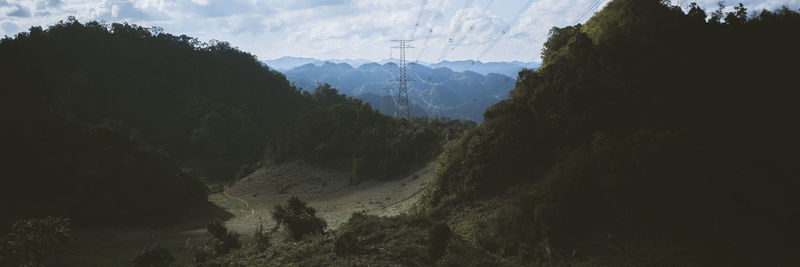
[1,0,798,63]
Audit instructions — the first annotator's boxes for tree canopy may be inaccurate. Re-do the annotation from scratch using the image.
[426,1,800,264]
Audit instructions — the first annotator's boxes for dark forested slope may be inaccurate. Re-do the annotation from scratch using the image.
[0,19,310,225]
[268,84,476,183]
[425,1,800,265]
[0,19,309,181]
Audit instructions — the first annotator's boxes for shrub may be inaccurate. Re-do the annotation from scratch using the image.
[206,221,241,254]
[253,221,270,251]
[186,221,241,264]
[428,222,451,260]
[333,231,361,256]
[132,243,174,267]
[3,217,71,266]
[272,196,327,240]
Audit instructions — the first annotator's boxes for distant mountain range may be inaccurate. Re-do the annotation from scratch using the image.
[265,56,540,78]
[272,60,521,122]
[264,56,376,71]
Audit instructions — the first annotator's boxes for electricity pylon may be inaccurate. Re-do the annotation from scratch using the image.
[391,40,414,121]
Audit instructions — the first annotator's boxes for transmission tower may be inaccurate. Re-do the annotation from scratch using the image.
[391,40,414,121]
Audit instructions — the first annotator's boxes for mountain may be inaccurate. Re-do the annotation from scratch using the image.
[264,56,376,71]
[428,60,538,77]
[263,56,324,71]
[283,61,517,122]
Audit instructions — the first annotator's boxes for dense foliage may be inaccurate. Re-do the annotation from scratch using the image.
[271,196,327,240]
[427,1,800,264]
[186,221,242,265]
[0,18,309,181]
[269,84,476,182]
[0,217,71,266]
[132,243,175,267]
[0,116,207,225]
[205,212,503,266]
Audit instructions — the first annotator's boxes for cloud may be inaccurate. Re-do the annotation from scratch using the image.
[1,20,19,34]
[445,7,506,45]
[2,4,30,17]
[109,1,151,20]
[1,0,798,62]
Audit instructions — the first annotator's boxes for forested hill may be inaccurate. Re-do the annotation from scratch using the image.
[425,1,800,265]
[0,19,310,181]
[0,19,313,225]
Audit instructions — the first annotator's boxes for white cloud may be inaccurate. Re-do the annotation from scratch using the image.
[1,0,798,62]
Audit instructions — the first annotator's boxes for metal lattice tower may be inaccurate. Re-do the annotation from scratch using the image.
[391,40,414,121]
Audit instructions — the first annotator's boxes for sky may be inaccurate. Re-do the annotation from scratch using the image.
[1,0,799,63]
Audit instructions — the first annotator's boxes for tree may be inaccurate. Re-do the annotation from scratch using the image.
[709,1,726,23]
[725,3,748,24]
[687,2,708,21]
[271,196,327,240]
[132,243,174,267]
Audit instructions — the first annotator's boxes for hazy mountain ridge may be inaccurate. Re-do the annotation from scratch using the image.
[265,56,538,77]
[280,61,517,122]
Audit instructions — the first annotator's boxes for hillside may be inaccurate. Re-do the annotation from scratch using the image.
[424,1,800,265]
[428,60,536,77]
[0,19,310,182]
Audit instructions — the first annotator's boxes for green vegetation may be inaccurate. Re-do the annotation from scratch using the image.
[270,84,476,182]
[0,18,308,181]
[271,196,328,240]
[132,243,175,267]
[425,1,800,265]
[0,117,207,225]
[197,212,504,266]
[1,217,71,266]
[253,222,271,252]
[186,221,242,265]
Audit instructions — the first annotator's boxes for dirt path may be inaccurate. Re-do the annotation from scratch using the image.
[222,190,255,221]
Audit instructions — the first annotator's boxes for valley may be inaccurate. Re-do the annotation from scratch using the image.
[2,0,799,266]
[47,160,438,266]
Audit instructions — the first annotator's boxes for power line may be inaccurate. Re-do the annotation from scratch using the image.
[573,0,602,24]
[415,0,448,63]
[517,0,607,69]
[410,0,429,40]
[435,0,476,62]
[574,0,605,25]
[470,0,536,66]
[483,0,496,10]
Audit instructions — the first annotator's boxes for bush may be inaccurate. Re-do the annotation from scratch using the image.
[428,222,451,260]
[186,221,241,264]
[272,196,327,240]
[2,217,71,266]
[333,231,361,256]
[206,221,241,254]
[253,221,270,251]
[132,243,174,267]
